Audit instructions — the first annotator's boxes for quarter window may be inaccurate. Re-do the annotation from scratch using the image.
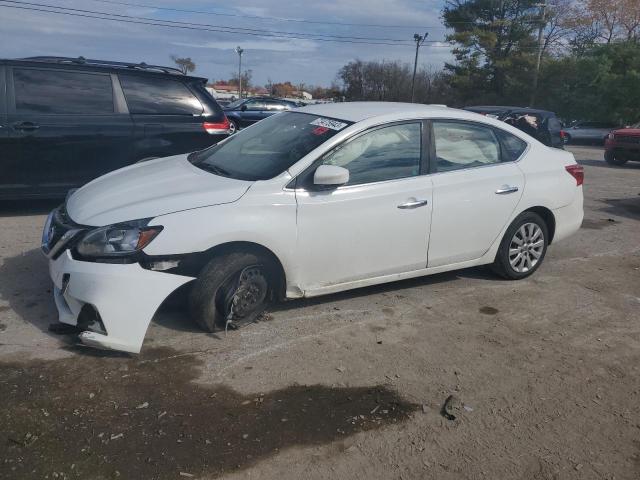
[14,68,114,114]
[432,121,500,172]
[496,129,528,162]
[322,123,422,185]
[119,75,203,115]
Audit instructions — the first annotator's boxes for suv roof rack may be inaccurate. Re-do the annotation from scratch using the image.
[20,56,186,75]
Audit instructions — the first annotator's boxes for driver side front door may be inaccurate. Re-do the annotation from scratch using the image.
[294,121,433,294]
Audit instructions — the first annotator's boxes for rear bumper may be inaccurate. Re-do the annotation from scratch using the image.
[552,188,584,243]
[48,250,193,353]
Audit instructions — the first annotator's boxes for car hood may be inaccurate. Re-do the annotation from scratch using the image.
[66,154,253,226]
[614,128,640,136]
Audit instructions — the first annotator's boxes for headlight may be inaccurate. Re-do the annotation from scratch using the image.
[607,132,615,140]
[76,219,163,258]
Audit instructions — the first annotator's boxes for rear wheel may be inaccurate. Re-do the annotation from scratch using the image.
[491,212,549,280]
[228,119,238,135]
[604,150,627,166]
[189,252,272,332]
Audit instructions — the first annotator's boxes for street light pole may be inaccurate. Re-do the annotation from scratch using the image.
[411,32,428,103]
[529,2,547,107]
[235,46,244,99]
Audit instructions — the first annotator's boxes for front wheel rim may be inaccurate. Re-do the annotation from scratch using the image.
[508,223,544,273]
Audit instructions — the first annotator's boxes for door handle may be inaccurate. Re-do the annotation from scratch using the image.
[398,199,429,209]
[13,121,40,131]
[495,185,519,195]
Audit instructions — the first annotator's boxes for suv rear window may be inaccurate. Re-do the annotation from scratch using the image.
[14,68,114,114]
[119,75,203,115]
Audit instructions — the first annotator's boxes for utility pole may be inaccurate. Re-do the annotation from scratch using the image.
[235,46,244,99]
[411,32,428,103]
[529,1,547,107]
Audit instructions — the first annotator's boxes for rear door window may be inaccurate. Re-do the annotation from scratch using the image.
[13,68,114,114]
[119,75,203,115]
[432,121,501,172]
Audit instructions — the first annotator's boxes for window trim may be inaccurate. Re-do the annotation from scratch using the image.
[293,120,428,190]
[427,118,530,175]
[0,65,6,115]
[8,66,116,116]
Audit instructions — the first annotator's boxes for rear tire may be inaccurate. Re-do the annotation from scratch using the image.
[604,150,627,166]
[188,252,272,332]
[228,119,238,135]
[491,211,549,280]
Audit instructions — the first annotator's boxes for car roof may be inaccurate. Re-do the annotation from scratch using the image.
[465,105,556,116]
[297,101,452,122]
[0,57,208,82]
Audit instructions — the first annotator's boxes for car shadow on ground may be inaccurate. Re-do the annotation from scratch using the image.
[600,197,640,222]
[1,248,505,350]
[0,248,75,348]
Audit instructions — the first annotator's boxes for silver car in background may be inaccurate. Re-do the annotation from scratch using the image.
[564,121,618,145]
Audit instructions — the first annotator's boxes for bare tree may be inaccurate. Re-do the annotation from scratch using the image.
[170,55,196,74]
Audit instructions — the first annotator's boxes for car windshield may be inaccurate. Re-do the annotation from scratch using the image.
[225,99,245,109]
[632,121,640,129]
[188,112,352,181]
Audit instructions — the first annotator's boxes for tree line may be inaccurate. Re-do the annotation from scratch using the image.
[338,0,640,123]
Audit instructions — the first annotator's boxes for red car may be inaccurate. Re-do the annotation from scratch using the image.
[604,122,640,166]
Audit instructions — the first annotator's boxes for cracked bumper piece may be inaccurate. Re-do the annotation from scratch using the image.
[49,250,193,353]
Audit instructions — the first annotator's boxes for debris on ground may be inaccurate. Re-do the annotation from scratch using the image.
[441,395,469,421]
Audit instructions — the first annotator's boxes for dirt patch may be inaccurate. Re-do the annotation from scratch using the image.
[0,348,417,480]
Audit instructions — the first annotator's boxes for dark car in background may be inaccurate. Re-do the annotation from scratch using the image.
[0,56,230,199]
[563,121,618,145]
[464,105,565,149]
[223,96,299,133]
[604,122,640,166]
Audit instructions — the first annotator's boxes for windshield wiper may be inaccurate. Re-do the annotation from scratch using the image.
[200,164,233,178]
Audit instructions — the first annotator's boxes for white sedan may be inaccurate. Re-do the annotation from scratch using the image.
[42,103,584,353]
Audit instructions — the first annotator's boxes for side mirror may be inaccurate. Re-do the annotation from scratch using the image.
[240,105,248,112]
[313,165,349,188]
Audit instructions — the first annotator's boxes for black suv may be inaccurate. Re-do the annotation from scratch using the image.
[0,57,230,199]
[464,106,565,149]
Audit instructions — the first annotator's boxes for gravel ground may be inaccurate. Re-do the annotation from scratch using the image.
[0,146,639,480]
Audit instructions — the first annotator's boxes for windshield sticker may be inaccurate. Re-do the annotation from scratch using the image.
[310,117,348,131]
[312,126,330,135]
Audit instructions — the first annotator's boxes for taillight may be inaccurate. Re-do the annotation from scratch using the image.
[560,130,567,138]
[203,117,231,134]
[565,164,584,186]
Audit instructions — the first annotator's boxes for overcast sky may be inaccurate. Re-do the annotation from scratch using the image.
[0,0,454,87]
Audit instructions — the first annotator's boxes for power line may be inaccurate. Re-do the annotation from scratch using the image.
[0,1,552,51]
[88,0,550,29]
[87,0,441,30]
[0,1,421,45]
[1,0,413,43]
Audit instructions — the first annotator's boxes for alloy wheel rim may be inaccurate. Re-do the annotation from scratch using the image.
[228,121,236,134]
[508,222,544,273]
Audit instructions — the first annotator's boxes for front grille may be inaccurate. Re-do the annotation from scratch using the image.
[43,206,87,259]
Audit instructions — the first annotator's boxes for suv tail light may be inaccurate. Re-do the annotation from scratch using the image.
[565,164,584,186]
[560,130,567,139]
[203,117,231,135]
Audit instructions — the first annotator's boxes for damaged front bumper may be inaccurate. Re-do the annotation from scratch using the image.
[48,250,193,353]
